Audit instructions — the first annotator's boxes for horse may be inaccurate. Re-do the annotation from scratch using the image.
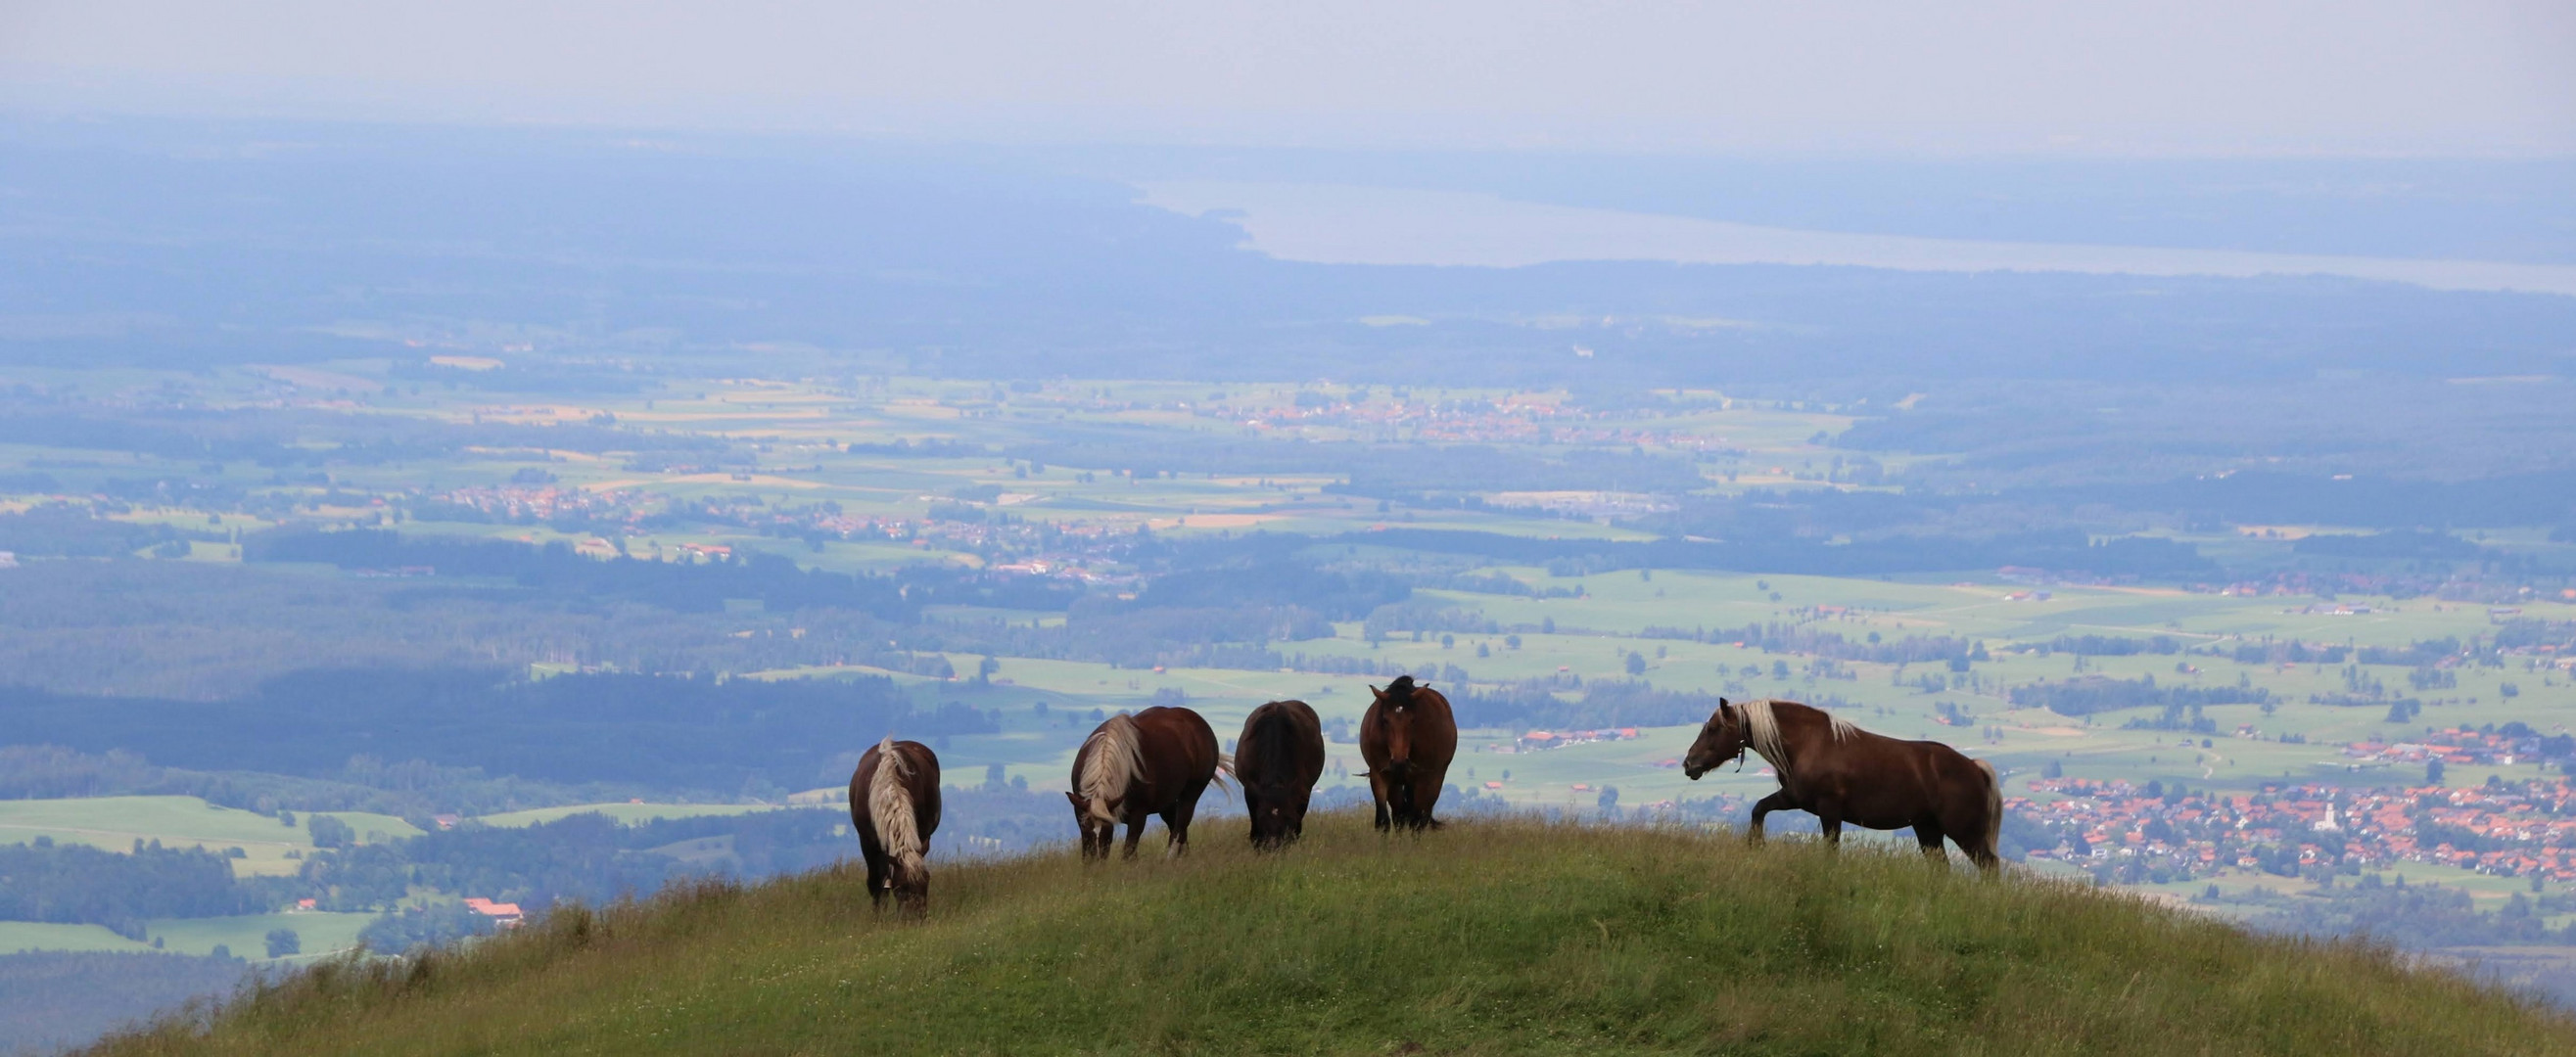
[1065,706,1225,860]
[1358,675,1457,831]
[1682,698,2001,873]
[848,737,943,911]
[1235,700,1326,849]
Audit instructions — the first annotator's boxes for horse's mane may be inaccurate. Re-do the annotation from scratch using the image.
[866,736,925,882]
[1739,699,1858,781]
[1382,674,1420,704]
[1079,712,1146,823]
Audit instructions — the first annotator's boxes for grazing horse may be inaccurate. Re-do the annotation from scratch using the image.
[1358,675,1457,831]
[1235,700,1326,849]
[1682,698,2001,872]
[848,737,943,910]
[1066,706,1224,860]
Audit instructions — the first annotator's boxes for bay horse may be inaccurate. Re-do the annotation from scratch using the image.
[1358,675,1457,831]
[1066,706,1224,860]
[848,736,943,911]
[1235,700,1326,849]
[1682,698,2001,873]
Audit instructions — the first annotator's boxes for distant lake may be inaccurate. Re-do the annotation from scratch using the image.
[1139,181,2576,297]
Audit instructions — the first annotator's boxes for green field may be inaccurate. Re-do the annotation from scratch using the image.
[473,804,785,828]
[771,564,2576,819]
[85,814,2576,1056]
[0,922,155,956]
[0,913,374,964]
[143,913,376,964]
[0,798,421,877]
[12,364,2576,978]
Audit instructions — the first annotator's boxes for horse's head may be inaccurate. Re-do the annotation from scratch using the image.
[886,853,930,911]
[1066,790,1119,858]
[1371,677,1422,778]
[1246,782,1308,850]
[1683,698,1747,780]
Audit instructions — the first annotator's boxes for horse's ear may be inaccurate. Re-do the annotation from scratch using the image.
[1064,791,1083,808]
[1716,699,1733,724]
[1368,684,1382,697]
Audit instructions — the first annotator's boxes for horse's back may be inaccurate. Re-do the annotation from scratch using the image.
[1407,686,1461,764]
[848,741,889,835]
[1133,706,1221,787]
[894,740,944,838]
[852,739,944,843]
[1814,726,1992,831]
[1135,705,1217,750]
[1892,733,1987,785]
[1240,700,1325,786]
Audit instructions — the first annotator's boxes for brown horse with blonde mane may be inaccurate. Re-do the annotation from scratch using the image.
[848,737,943,911]
[1683,698,2001,873]
[1359,675,1457,831]
[1066,706,1225,859]
[1235,700,1326,849]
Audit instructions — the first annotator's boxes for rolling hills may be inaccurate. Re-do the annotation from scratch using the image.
[88,813,2576,1056]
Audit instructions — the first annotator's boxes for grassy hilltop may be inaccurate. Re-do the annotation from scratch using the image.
[93,814,2574,1057]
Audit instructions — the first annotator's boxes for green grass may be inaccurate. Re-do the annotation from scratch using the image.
[90,813,2575,1056]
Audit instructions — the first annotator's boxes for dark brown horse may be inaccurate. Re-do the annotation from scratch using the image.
[1359,675,1457,831]
[1235,700,1326,849]
[1682,698,2001,872]
[848,736,943,911]
[1065,706,1224,859]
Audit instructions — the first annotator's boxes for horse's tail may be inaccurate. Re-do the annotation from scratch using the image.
[1080,713,1144,824]
[868,737,925,885]
[1974,758,2002,864]
[1211,752,1237,803]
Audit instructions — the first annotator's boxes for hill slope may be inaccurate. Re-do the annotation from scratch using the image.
[94,813,2574,1056]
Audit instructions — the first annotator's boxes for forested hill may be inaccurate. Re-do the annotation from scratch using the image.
[88,816,2575,1056]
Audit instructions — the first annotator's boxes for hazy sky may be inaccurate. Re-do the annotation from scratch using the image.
[4,1,2571,155]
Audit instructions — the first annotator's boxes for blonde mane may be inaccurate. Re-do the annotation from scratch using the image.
[1738,699,1859,781]
[1079,712,1146,823]
[866,736,925,883]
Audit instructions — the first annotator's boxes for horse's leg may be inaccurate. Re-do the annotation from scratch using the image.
[1121,808,1147,860]
[1747,790,1795,845]
[1937,804,2001,876]
[1369,771,1391,832]
[1816,807,1844,849]
[863,846,890,909]
[1969,845,2001,876]
[1960,822,2001,876]
[1164,787,1204,858]
[1914,823,1949,865]
[1414,763,1448,830]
